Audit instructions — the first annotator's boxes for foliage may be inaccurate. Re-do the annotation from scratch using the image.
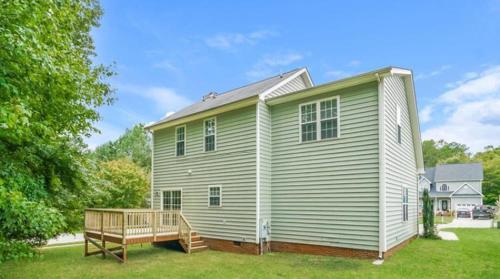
[0,0,113,260]
[422,189,438,239]
[0,188,65,263]
[92,124,152,170]
[473,146,500,205]
[422,140,470,168]
[93,159,149,208]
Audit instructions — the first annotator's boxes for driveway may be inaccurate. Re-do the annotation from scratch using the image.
[438,218,493,229]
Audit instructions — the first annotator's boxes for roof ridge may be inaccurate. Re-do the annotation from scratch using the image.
[216,67,304,96]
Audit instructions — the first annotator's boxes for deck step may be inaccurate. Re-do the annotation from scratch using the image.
[191,240,205,247]
[191,236,201,241]
[190,245,208,252]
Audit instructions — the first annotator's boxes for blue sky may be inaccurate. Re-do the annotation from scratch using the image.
[89,1,500,152]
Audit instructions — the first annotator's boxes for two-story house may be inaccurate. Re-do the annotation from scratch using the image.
[145,66,424,259]
[418,163,484,214]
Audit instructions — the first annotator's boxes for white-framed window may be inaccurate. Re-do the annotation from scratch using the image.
[396,105,402,144]
[204,117,216,152]
[208,186,221,207]
[402,186,409,222]
[299,97,340,142]
[162,189,182,211]
[440,184,448,191]
[175,125,186,156]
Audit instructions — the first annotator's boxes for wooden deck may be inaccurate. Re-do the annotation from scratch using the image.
[84,209,205,262]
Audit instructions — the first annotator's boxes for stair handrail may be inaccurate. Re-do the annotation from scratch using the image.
[178,213,192,253]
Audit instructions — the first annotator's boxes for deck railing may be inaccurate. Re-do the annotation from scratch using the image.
[84,209,185,243]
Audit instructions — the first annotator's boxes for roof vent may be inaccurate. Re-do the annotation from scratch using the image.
[202,92,218,101]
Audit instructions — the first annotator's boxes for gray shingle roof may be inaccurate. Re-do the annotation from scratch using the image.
[423,163,483,182]
[147,68,304,127]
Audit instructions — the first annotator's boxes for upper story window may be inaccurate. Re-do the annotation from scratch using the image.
[204,117,216,152]
[440,184,448,191]
[175,125,186,156]
[396,105,402,144]
[300,97,339,142]
[402,186,409,222]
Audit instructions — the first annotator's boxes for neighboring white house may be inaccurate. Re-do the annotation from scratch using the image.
[418,163,484,214]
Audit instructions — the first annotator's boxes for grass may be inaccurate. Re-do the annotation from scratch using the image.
[1,229,499,279]
[418,215,455,224]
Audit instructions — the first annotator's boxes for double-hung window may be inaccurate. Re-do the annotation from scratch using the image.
[204,118,216,152]
[300,97,339,142]
[402,186,409,222]
[175,126,186,156]
[396,105,402,144]
[208,186,221,207]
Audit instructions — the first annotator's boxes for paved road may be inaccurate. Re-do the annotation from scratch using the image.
[47,233,84,246]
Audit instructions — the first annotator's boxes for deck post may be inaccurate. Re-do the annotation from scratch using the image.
[102,240,106,258]
[100,211,104,241]
[122,211,126,245]
[153,211,157,242]
[122,244,128,262]
[84,238,88,256]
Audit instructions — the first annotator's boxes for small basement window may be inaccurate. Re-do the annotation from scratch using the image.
[208,186,221,207]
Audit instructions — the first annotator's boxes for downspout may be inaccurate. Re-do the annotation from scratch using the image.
[150,130,155,209]
[376,73,386,259]
[256,101,262,253]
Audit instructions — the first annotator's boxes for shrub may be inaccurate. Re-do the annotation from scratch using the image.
[422,189,438,239]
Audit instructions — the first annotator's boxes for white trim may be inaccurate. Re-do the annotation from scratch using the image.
[160,188,183,211]
[377,76,387,257]
[259,68,311,100]
[207,185,222,207]
[450,183,484,197]
[255,102,261,244]
[298,96,340,143]
[174,125,186,156]
[150,131,154,209]
[203,116,217,152]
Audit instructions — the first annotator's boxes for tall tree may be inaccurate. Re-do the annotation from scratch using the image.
[473,146,500,205]
[422,140,470,167]
[92,124,152,170]
[0,0,113,260]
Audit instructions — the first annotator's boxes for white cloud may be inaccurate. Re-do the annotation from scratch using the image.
[415,65,452,80]
[116,84,192,114]
[422,65,500,152]
[205,30,276,50]
[420,105,433,123]
[246,52,304,79]
[164,111,175,118]
[85,121,124,150]
[439,66,500,104]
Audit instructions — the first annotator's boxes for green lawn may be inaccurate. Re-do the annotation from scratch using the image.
[418,215,455,224]
[1,229,499,279]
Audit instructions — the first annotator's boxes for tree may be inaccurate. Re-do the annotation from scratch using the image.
[93,159,149,208]
[422,189,438,239]
[0,0,113,259]
[473,146,500,205]
[422,140,470,167]
[92,124,151,170]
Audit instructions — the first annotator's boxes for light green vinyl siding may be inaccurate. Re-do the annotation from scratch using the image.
[383,75,418,250]
[152,105,257,243]
[270,82,380,251]
[258,101,272,237]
